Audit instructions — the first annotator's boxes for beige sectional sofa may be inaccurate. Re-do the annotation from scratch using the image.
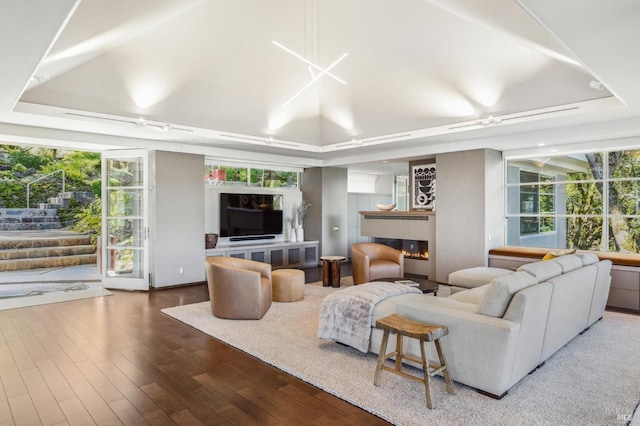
[368,253,612,398]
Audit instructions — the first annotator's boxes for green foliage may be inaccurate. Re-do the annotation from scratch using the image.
[1,145,53,169]
[90,179,102,196]
[68,198,102,246]
[0,181,26,208]
[12,163,27,173]
[40,151,101,192]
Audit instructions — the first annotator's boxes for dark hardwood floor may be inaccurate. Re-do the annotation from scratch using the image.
[0,263,389,425]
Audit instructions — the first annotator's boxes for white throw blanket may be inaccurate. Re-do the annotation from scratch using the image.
[317,281,423,353]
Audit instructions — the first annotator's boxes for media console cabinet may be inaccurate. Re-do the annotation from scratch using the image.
[205,240,319,269]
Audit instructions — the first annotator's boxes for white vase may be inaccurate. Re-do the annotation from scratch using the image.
[296,226,304,242]
[289,225,297,242]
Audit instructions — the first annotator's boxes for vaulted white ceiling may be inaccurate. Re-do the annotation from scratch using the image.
[1,0,639,174]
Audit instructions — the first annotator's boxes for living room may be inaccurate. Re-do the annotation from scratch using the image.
[2,1,640,424]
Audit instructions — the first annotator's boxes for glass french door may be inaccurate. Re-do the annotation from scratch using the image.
[101,150,149,290]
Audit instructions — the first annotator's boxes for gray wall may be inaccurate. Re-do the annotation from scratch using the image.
[151,151,205,287]
[435,149,504,282]
[303,167,349,257]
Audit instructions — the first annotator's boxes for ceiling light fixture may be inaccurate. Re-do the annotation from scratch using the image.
[272,41,347,85]
[273,40,348,109]
[476,115,503,127]
[280,52,348,109]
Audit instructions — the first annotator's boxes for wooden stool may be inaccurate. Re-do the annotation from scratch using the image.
[374,313,455,409]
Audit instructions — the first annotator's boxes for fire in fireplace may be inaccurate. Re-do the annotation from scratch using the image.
[374,238,429,261]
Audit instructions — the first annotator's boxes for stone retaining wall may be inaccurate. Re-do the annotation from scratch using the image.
[0,208,61,230]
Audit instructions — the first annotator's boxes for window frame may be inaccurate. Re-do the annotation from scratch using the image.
[505,150,640,253]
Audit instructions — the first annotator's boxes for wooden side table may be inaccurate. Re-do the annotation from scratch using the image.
[320,255,345,287]
[374,313,455,409]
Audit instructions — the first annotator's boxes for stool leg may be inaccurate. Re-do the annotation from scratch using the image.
[394,333,403,372]
[374,330,390,386]
[420,338,433,409]
[435,339,455,394]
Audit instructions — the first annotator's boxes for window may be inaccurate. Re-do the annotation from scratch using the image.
[517,172,556,235]
[205,164,299,188]
[506,150,640,253]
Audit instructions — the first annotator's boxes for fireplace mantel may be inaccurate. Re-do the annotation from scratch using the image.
[359,210,435,217]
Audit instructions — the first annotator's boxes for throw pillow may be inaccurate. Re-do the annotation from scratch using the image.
[477,271,538,318]
[542,248,576,260]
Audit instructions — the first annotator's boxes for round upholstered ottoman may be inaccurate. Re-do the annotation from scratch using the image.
[272,269,305,302]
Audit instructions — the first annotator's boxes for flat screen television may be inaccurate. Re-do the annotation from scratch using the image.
[219,193,283,238]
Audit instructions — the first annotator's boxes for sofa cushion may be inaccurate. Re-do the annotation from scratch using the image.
[550,254,583,273]
[448,267,514,288]
[517,261,562,282]
[448,284,489,305]
[577,252,599,266]
[477,271,538,318]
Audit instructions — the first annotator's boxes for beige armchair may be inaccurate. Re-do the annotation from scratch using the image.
[351,243,404,285]
[205,257,272,319]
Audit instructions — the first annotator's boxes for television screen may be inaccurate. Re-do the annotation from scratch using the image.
[219,193,283,238]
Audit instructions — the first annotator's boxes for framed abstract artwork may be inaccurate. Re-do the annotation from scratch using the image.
[412,164,436,209]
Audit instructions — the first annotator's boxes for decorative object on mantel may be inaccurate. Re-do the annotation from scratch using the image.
[412,164,436,210]
[376,203,396,211]
[296,200,311,242]
[205,233,218,249]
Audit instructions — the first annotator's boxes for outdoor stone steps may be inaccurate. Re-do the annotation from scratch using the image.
[0,253,97,272]
[0,245,95,260]
[0,232,96,272]
[0,235,91,250]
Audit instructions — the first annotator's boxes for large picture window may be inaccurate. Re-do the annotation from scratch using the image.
[205,164,299,188]
[506,150,640,253]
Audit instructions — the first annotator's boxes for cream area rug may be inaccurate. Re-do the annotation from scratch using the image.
[162,284,640,425]
[0,282,111,310]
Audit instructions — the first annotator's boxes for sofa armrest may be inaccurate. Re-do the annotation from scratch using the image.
[351,247,370,284]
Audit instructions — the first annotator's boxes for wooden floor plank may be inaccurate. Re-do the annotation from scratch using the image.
[69,380,122,425]
[8,393,41,426]
[0,378,14,426]
[35,359,76,403]
[57,397,96,426]
[20,368,66,426]
[1,370,28,399]
[109,397,148,425]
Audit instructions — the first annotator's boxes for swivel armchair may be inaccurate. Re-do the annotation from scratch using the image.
[351,242,404,285]
[205,256,272,319]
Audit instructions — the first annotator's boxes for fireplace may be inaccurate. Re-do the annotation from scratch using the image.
[374,238,429,261]
[359,210,435,279]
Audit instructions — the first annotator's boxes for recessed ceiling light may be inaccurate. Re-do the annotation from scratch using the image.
[589,80,604,91]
